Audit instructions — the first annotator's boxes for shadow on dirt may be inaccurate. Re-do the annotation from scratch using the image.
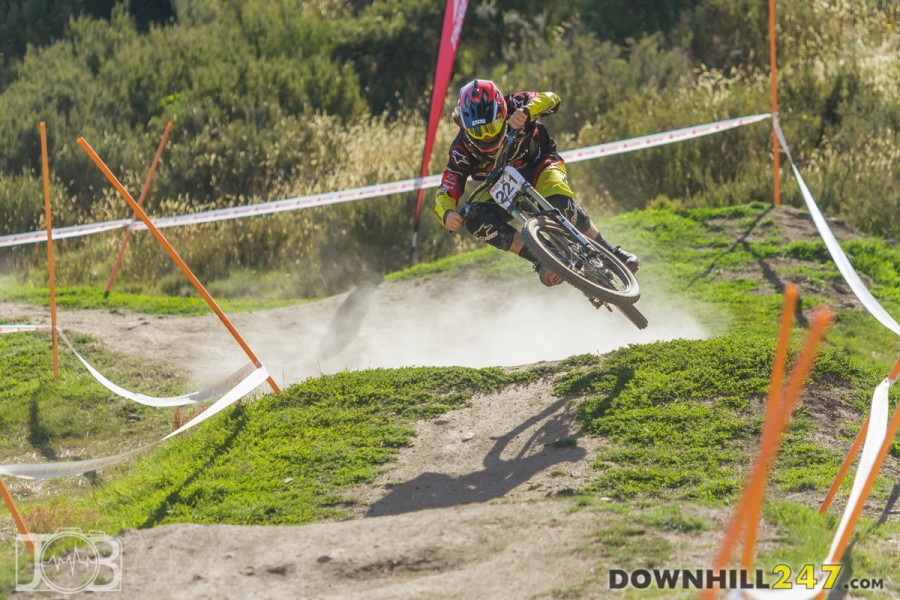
[365,396,586,517]
[688,206,813,326]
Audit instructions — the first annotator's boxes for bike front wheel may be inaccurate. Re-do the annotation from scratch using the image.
[521,216,640,304]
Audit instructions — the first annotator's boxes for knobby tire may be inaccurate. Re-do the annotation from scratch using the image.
[521,216,640,305]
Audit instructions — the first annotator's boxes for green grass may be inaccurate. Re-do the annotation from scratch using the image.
[0,329,179,462]
[558,498,900,598]
[637,505,708,533]
[557,337,879,502]
[603,203,900,370]
[384,246,525,282]
[0,283,311,316]
[755,501,900,598]
[550,501,715,599]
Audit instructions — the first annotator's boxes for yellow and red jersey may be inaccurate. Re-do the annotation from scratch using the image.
[434,91,562,222]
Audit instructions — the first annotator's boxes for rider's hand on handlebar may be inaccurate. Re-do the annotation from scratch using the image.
[443,210,464,232]
[508,107,529,131]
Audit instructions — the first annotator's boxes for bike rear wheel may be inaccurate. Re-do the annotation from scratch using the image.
[521,216,640,304]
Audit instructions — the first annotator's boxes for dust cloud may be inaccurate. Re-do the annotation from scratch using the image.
[0,270,710,387]
[241,271,709,385]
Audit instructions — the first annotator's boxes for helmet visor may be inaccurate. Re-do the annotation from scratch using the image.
[465,117,505,141]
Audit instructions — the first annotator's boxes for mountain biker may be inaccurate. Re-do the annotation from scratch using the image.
[434,79,640,286]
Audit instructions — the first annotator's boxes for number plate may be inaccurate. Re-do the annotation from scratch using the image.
[489,168,524,210]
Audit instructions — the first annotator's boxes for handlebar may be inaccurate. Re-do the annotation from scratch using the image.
[486,130,520,184]
[459,130,522,220]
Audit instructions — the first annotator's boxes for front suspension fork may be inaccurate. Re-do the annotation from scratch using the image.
[510,182,599,256]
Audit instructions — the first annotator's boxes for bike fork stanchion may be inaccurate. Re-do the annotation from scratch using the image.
[525,183,597,252]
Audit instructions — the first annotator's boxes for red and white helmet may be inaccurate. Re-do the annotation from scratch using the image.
[457,79,507,153]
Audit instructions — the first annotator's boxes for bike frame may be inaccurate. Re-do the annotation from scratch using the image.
[458,132,647,329]
[460,132,600,258]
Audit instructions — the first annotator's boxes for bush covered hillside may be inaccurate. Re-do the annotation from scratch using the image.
[0,0,897,301]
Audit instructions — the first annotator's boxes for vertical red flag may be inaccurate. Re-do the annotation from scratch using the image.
[409,0,469,262]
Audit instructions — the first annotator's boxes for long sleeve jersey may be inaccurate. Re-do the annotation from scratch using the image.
[434,91,562,223]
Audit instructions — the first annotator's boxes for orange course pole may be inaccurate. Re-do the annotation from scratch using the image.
[891,355,900,384]
[769,0,781,206]
[104,121,173,298]
[40,122,59,379]
[77,137,281,395]
[0,476,33,552]
[704,304,832,600]
[741,284,798,570]
[704,286,796,596]
[820,414,869,514]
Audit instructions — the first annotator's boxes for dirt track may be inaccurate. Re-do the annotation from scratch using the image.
[114,502,601,600]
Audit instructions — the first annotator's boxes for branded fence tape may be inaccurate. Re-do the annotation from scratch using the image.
[559,113,771,164]
[0,219,131,248]
[738,375,893,600]
[772,119,900,337]
[0,365,269,479]
[57,328,257,407]
[0,113,772,249]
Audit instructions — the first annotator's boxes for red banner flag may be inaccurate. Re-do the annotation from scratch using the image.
[409,0,469,262]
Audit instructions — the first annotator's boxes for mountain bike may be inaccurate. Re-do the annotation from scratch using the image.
[460,131,648,330]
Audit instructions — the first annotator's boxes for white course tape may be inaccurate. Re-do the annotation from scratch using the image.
[825,378,890,562]
[773,119,900,337]
[0,446,148,481]
[162,365,268,440]
[0,365,269,479]
[739,375,893,600]
[4,324,259,408]
[0,219,131,248]
[0,113,772,249]
[0,324,55,334]
[57,328,257,407]
[560,113,771,164]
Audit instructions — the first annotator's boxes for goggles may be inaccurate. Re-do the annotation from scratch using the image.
[465,117,505,141]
